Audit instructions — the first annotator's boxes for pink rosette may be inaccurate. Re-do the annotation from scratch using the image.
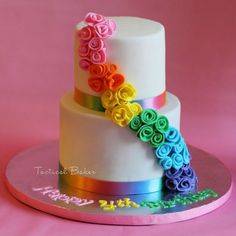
[79,59,91,70]
[88,37,104,51]
[78,44,90,57]
[94,21,113,39]
[106,19,117,31]
[84,12,105,26]
[90,49,106,64]
[77,26,94,43]
[78,13,117,70]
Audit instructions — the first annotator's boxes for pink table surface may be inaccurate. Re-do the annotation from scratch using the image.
[0,0,236,235]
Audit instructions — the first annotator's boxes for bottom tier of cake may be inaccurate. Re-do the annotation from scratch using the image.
[59,91,181,190]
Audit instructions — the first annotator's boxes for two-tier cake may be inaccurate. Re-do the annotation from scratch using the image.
[59,13,197,195]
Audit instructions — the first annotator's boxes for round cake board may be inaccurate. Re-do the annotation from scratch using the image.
[4,141,232,225]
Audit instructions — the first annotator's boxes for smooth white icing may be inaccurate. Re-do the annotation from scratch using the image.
[74,17,165,100]
[59,92,180,182]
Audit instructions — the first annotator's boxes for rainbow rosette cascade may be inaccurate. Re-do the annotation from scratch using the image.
[78,12,198,193]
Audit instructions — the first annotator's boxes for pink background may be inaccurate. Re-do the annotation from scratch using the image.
[0,0,236,235]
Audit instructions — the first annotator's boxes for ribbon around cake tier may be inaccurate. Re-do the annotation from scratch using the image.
[74,88,166,112]
[59,163,163,195]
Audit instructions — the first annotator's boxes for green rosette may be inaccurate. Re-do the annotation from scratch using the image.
[140,109,159,125]
[129,115,143,131]
[155,115,169,133]
[150,132,165,148]
[137,124,154,142]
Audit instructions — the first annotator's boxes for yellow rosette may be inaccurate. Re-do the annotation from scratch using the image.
[129,102,143,116]
[116,83,136,104]
[101,90,118,109]
[111,104,134,127]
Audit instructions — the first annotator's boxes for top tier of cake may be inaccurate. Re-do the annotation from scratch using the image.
[74,16,165,100]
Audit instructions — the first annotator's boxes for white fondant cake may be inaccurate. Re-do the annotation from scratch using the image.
[60,92,180,182]
[59,15,181,192]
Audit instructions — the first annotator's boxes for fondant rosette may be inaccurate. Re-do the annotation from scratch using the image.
[101,83,140,127]
[129,108,168,148]
[154,127,191,170]
[101,89,118,110]
[129,102,143,116]
[111,104,134,127]
[129,115,142,131]
[78,13,116,70]
[88,64,125,93]
[164,164,198,192]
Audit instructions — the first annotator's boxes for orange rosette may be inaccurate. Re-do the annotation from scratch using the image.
[89,63,118,78]
[89,64,108,77]
[104,73,125,90]
[88,63,123,92]
[107,63,117,74]
[88,77,104,92]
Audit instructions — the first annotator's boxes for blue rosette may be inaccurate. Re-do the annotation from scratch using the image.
[182,143,191,164]
[165,127,181,144]
[155,127,192,171]
[173,137,184,153]
[159,157,172,170]
[171,153,184,170]
[155,143,172,159]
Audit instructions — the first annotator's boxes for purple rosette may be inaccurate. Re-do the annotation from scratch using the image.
[165,178,179,191]
[155,143,172,159]
[165,167,183,179]
[171,153,184,170]
[182,163,190,170]
[182,164,198,181]
[164,164,198,192]
[165,127,181,144]
[177,177,193,192]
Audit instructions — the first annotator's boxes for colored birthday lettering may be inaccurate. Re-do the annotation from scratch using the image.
[99,200,117,211]
[173,195,193,205]
[140,189,218,209]
[116,198,140,208]
[201,189,218,198]
[140,201,161,208]
[99,198,139,211]
[32,186,94,207]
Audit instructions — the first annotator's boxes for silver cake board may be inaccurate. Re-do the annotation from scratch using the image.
[4,141,232,225]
